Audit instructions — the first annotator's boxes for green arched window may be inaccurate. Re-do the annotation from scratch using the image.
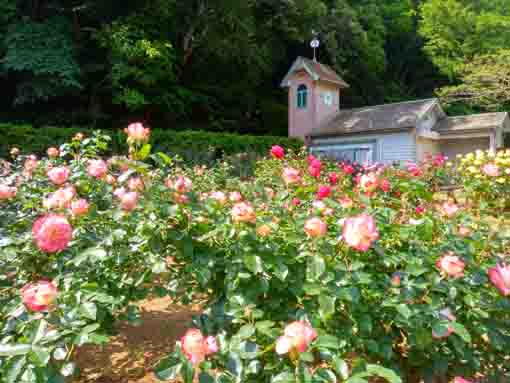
[297,84,308,109]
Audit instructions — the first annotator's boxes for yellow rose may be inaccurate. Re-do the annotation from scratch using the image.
[467,166,478,174]
[466,153,475,160]
[474,160,483,166]
[497,177,506,184]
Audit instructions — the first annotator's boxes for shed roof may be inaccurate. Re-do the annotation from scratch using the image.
[280,56,349,88]
[434,112,508,133]
[309,98,439,138]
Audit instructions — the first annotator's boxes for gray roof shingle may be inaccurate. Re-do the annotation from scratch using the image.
[434,112,508,133]
[310,98,438,137]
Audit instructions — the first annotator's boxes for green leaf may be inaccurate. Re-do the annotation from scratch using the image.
[0,344,32,356]
[238,324,255,339]
[396,304,412,319]
[451,322,472,343]
[246,360,262,375]
[80,302,97,320]
[366,365,402,383]
[307,256,326,281]
[319,295,336,320]
[138,144,152,159]
[271,371,295,383]
[155,358,182,381]
[198,372,215,383]
[312,368,337,383]
[333,356,350,379]
[31,319,48,345]
[73,247,107,265]
[29,346,50,366]
[6,356,26,383]
[227,354,243,378]
[244,255,263,274]
[315,334,340,350]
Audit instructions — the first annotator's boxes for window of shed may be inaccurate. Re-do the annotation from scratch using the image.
[297,85,308,109]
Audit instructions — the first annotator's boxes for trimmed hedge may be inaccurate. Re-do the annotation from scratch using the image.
[0,124,303,161]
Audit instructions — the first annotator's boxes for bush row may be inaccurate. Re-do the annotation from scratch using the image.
[0,123,302,161]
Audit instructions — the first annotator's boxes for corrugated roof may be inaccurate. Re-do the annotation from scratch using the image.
[434,112,508,133]
[310,98,438,137]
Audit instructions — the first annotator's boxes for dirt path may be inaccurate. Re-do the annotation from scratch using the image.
[76,297,200,383]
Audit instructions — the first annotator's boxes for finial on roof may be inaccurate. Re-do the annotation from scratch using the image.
[310,30,320,62]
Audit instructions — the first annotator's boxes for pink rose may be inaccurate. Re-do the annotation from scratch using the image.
[328,172,339,185]
[21,281,58,312]
[125,122,150,143]
[308,165,321,178]
[342,163,355,175]
[174,176,192,193]
[32,215,73,253]
[407,163,422,177]
[282,168,301,185]
[229,191,243,202]
[127,177,144,191]
[270,145,285,159]
[231,202,256,223]
[210,191,227,205]
[454,378,473,383]
[339,196,353,209]
[275,321,317,355]
[87,159,108,179]
[441,202,459,217]
[180,329,218,366]
[458,226,472,237]
[304,217,327,237]
[120,192,139,211]
[415,206,426,215]
[488,264,510,296]
[174,193,189,204]
[482,163,499,177]
[43,186,76,210]
[47,166,70,185]
[292,198,301,206]
[0,184,17,200]
[71,199,90,216]
[380,178,391,192]
[307,154,316,164]
[113,187,127,200]
[359,173,378,193]
[436,253,465,278]
[47,147,59,158]
[343,214,379,252]
[317,185,331,200]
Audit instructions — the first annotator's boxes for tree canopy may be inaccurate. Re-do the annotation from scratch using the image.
[0,0,508,131]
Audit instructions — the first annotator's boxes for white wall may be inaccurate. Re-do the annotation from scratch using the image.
[311,131,416,164]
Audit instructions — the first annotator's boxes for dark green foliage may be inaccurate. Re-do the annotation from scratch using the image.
[0,124,302,160]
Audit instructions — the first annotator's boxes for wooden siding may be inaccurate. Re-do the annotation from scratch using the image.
[311,131,416,164]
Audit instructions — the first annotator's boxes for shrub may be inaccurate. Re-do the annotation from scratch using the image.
[0,128,508,383]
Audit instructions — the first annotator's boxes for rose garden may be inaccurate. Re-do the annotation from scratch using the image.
[1,124,509,383]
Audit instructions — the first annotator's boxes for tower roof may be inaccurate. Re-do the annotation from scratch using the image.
[280,56,349,88]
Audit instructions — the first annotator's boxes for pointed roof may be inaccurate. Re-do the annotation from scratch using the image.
[310,98,440,137]
[280,56,349,88]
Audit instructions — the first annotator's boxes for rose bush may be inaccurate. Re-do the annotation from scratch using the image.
[0,128,509,383]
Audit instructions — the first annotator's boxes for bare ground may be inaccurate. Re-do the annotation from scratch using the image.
[75,297,201,383]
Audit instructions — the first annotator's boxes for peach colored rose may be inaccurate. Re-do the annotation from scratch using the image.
[43,186,76,210]
[105,174,117,185]
[359,173,378,193]
[120,192,139,211]
[441,202,459,217]
[343,214,379,252]
[282,167,301,185]
[71,199,90,216]
[10,147,20,157]
[231,202,256,223]
[24,157,39,175]
[275,321,317,355]
[113,187,127,200]
[257,224,272,237]
[458,226,471,237]
[73,132,85,141]
[339,196,353,209]
[174,193,189,204]
[47,147,59,158]
[180,329,218,366]
[32,215,73,253]
[436,253,465,278]
[482,163,499,177]
[0,184,17,200]
[125,122,150,143]
[87,159,108,179]
[488,264,510,296]
[210,191,227,205]
[47,166,70,185]
[21,281,58,312]
[127,177,144,191]
[304,217,327,237]
[229,191,243,202]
